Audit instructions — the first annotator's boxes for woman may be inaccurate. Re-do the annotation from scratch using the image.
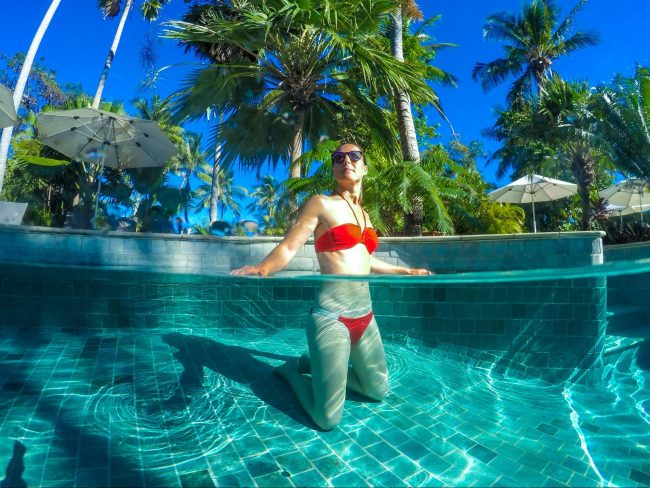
[231,142,431,430]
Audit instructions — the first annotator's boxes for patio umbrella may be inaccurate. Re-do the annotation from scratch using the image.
[599,179,650,224]
[606,203,650,225]
[0,84,17,129]
[488,174,578,232]
[36,107,177,222]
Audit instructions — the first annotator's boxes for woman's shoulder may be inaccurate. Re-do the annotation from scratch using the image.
[304,194,338,208]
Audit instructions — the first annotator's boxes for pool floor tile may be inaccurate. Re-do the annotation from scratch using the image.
[0,326,648,487]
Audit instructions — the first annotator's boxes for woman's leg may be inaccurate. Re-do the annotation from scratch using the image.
[275,312,350,430]
[294,317,389,401]
[346,318,389,401]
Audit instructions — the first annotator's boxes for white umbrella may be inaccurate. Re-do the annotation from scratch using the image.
[605,203,650,226]
[0,84,17,129]
[37,107,177,223]
[488,174,578,232]
[599,179,650,224]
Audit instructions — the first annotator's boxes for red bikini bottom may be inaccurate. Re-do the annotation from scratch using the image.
[311,308,374,344]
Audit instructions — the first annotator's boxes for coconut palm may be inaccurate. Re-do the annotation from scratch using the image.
[597,66,650,180]
[387,4,457,234]
[246,175,290,234]
[472,0,598,108]
[488,75,608,230]
[194,163,245,222]
[93,0,172,109]
[389,1,424,164]
[0,0,62,197]
[173,132,205,228]
[165,0,437,181]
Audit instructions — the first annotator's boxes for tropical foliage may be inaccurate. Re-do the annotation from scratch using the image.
[7,0,650,238]
[164,0,438,181]
[472,0,598,108]
[597,66,650,180]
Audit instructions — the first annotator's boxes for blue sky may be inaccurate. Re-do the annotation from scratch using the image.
[4,0,650,222]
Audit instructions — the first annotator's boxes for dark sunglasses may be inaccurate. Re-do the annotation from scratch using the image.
[331,150,363,165]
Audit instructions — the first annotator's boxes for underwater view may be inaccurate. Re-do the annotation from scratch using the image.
[1,260,649,487]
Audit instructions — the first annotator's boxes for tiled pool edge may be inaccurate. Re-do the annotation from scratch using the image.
[0,224,605,273]
[0,225,608,385]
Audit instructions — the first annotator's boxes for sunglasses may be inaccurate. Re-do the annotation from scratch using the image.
[331,150,363,165]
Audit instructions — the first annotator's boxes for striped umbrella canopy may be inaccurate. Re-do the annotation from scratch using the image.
[488,174,578,232]
[0,84,17,129]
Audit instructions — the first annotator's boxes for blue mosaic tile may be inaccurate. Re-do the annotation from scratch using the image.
[468,444,498,464]
[372,469,408,487]
[213,470,255,487]
[288,468,327,487]
[330,469,369,487]
[332,440,366,463]
[384,455,420,480]
[178,469,215,488]
[366,441,400,463]
[350,455,387,478]
[253,470,293,487]
[274,451,314,476]
[630,468,650,486]
[398,438,431,461]
[311,453,348,479]
[406,469,443,486]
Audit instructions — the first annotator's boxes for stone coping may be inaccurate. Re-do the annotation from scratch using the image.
[0,223,605,243]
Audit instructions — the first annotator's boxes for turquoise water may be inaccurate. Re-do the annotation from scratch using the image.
[0,260,649,487]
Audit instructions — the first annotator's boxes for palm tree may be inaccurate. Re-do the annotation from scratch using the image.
[0,0,62,197]
[194,163,245,222]
[488,75,606,230]
[389,1,423,164]
[175,132,206,228]
[93,0,172,109]
[387,3,456,234]
[246,175,290,234]
[598,66,650,180]
[472,0,598,108]
[165,0,437,182]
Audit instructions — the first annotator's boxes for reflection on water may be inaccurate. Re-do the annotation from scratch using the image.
[0,326,648,486]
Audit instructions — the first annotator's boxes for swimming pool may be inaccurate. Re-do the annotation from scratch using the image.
[1,260,649,487]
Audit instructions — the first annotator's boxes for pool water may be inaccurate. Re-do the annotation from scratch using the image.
[1,322,649,487]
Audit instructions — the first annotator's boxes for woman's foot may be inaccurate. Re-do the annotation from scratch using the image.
[273,358,299,379]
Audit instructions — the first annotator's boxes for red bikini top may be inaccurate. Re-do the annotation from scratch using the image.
[314,193,379,254]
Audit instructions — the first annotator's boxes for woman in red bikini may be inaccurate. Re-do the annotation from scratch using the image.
[231,142,431,429]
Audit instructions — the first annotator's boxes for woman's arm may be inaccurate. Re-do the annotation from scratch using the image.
[230,196,323,276]
[370,256,432,275]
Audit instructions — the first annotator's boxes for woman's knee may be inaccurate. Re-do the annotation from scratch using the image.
[313,409,342,431]
[365,376,389,401]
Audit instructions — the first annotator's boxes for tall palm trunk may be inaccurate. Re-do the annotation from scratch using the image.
[390,7,423,236]
[92,0,133,109]
[289,109,305,179]
[0,0,62,197]
[210,146,222,224]
[571,144,595,230]
[288,109,305,216]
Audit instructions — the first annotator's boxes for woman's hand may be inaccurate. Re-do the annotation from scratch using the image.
[230,265,269,276]
[408,268,433,276]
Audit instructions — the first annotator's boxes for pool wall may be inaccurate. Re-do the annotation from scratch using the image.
[0,224,604,273]
[0,225,608,385]
[603,242,650,335]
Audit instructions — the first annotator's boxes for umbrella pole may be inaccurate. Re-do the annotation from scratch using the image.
[531,194,537,233]
[93,158,106,228]
[640,192,644,225]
